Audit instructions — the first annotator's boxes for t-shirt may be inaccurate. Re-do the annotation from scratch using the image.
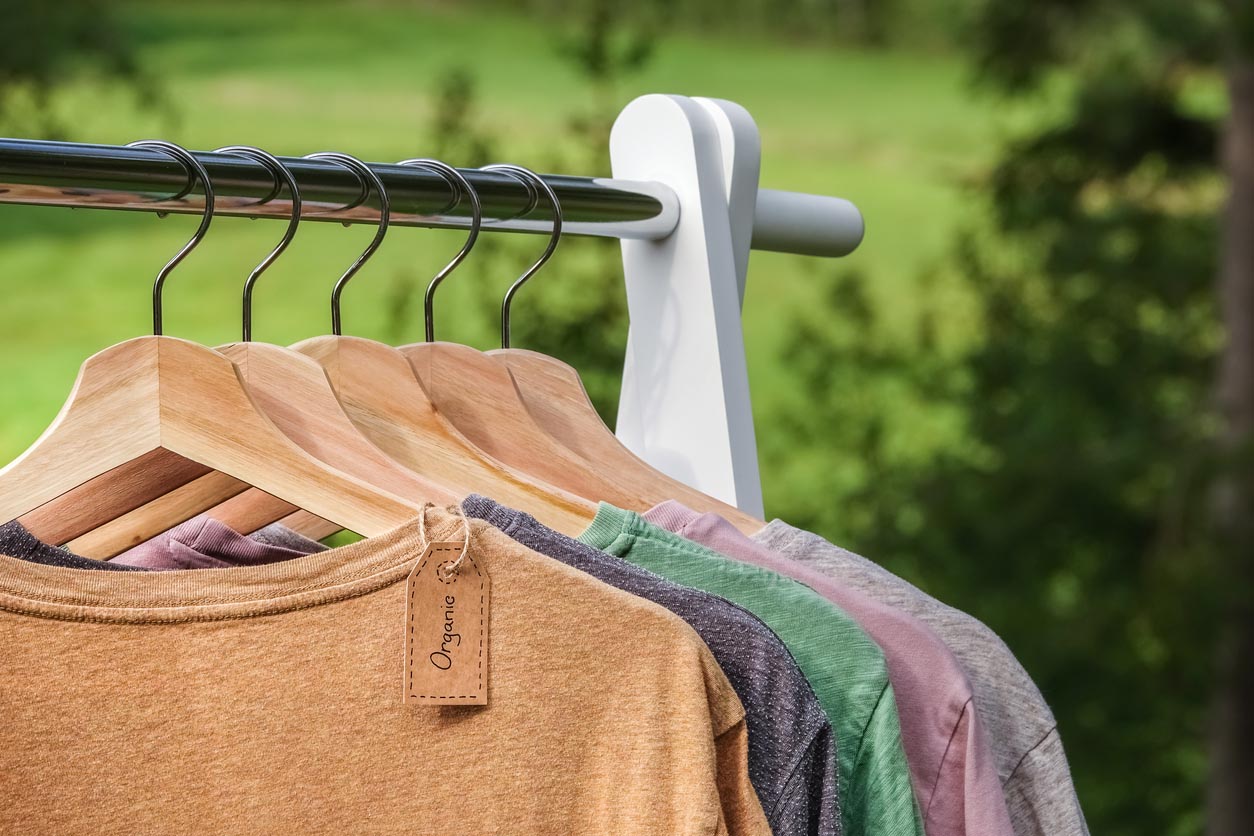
[648,502,1015,836]
[463,494,841,836]
[0,520,145,571]
[112,515,329,569]
[578,503,922,836]
[753,520,1089,836]
[0,507,770,836]
[4,508,840,836]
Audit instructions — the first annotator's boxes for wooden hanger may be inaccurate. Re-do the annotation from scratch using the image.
[405,339,662,511]
[477,164,765,532]
[0,336,420,558]
[276,154,595,537]
[0,142,420,558]
[492,348,765,534]
[205,340,461,522]
[294,335,594,535]
[156,153,591,540]
[134,147,460,543]
[401,163,648,511]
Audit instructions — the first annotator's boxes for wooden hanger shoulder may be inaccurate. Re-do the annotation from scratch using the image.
[491,347,766,535]
[292,335,595,537]
[403,341,653,509]
[0,336,420,555]
[136,340,462,544]
[0,337,161,522]
[488,349,611,461]
[218,341,457,504]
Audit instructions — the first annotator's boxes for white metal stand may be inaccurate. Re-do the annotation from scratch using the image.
[610,95,764,517]
[610,94,863,517]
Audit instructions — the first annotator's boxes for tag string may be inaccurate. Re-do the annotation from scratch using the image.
[418,503,472,578]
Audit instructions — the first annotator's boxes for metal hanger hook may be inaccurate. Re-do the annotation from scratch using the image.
[213,146,302,342]
[303,151,390,336]
[481,164,563,349]
[126,140,216,336]
[396,158,483,343]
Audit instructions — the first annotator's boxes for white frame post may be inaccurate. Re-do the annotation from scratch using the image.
[610,94,765,517]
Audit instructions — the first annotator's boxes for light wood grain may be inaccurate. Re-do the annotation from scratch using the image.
[273,509,341,541]
[19,448,210,545]
[0,336,421,559]
[195,342,460,532]
[67,471,249,556]
[405,341,663,512]
[205,487,300,535]
[0,338,163,520]
[403,340,742,523]
[293,335,594,537]
[492,348,766,534]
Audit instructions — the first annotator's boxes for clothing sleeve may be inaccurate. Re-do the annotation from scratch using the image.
[775,724,842,836]
[694,631,772,836]
[714,716,774,836]
[1003,728,1090,836]
[926,700,1016,836]
[849,683,925,836]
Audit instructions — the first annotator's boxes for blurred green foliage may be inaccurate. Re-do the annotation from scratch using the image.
[777,1,1244,833]
[0,0,162,135]
[0,0,1239,833]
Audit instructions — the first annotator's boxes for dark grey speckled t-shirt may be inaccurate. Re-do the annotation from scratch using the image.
[0,521,147,571]
[463,495,841,836]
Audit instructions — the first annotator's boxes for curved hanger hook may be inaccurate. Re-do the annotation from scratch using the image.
[127,140,216,336]
[213,146,302,342]
[303,151,390,336]
[396,158,483,343]
[481,164,563,349]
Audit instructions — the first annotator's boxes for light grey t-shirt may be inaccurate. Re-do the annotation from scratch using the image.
[753,521,1088,836]
[464,496,840,836]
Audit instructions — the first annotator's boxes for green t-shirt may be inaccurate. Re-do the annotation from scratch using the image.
[580,504,922,836]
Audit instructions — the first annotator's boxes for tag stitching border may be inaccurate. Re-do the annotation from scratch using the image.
[407,544,485,701]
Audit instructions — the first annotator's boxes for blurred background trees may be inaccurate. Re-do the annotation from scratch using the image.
[0,0,161,136]
[1,0,1246,832]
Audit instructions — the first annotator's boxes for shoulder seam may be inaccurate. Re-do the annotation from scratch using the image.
[924,696,974,823]
[1004,724,1061,786]
[854,679,894,767]
[770,729,825,822]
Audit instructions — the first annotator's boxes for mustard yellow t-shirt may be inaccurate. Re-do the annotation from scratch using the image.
[0,508,769,836]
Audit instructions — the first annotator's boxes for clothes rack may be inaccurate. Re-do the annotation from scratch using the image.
[0,94,864,518]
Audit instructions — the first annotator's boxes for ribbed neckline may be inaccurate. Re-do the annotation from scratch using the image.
[642,500,701,533]
[0,509,468,624]
[751,519,805,551]
[461,494,526,537]
[576,502,633,551]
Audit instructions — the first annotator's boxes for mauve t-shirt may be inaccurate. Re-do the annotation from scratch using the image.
[752,520,1089,836]
[111,516,328,570]
[646,502,1015,836]
[462,495,840,836]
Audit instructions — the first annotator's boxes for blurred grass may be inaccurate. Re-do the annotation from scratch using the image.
[0,0,1037,507]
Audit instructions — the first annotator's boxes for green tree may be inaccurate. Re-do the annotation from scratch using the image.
[0,0,156,136]
[965,4,1254,831]
[467,0,673,419]
[776,1,1250,833]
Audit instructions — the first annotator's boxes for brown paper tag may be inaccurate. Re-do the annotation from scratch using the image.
[404,541,490,705]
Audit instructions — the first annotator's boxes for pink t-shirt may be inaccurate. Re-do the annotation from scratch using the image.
[646,502,1015,836]
[110,516,326,570]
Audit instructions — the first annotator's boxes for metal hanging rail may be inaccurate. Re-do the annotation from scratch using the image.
[0,139,863,257]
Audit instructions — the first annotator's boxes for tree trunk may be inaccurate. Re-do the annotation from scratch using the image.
[1209,62,1254,836]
